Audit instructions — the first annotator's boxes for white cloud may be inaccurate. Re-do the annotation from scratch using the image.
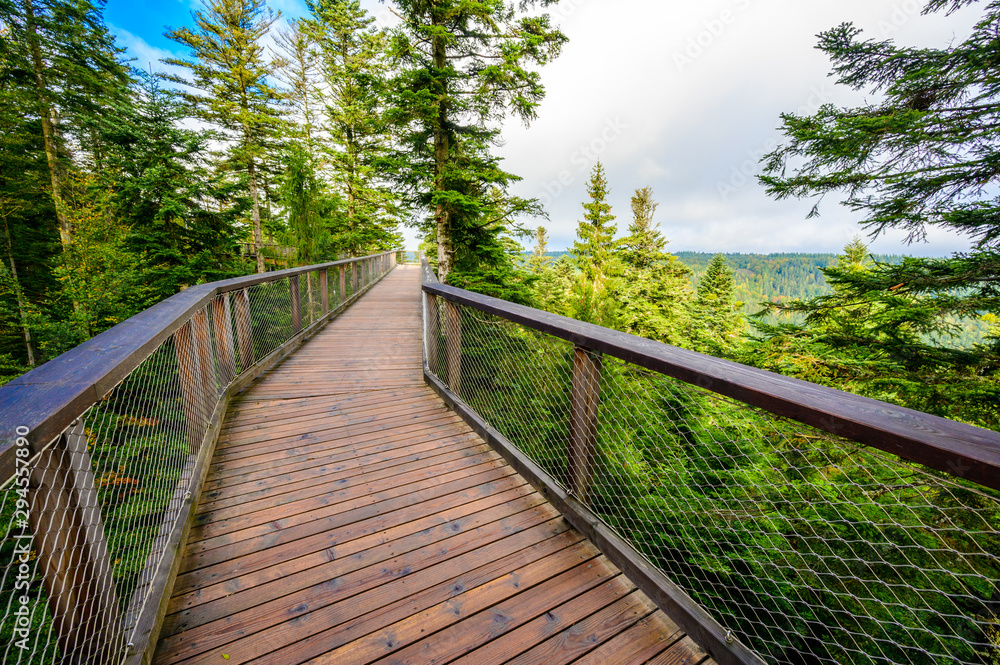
[108,24,182,75]
[491,0,984,256]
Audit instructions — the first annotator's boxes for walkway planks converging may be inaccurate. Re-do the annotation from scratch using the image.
[153,265,714,665]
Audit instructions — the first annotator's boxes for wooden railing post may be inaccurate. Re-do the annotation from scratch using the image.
[339,265,347,304]
[445,300,462,394]
[353,261,359,293]
[212,295,236,386]
[425,292,439,373]
[29,419,123,664]
[305,272,314,325]
[320,269,329,315]
[175,317,208,454]
[568,346,602,503]
[290,275,302,334]
[192,308,217,419]
[234,288,254,371]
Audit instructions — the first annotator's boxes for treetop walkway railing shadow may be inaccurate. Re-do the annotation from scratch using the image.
[0,251,398,665]
[420,256,1000,665]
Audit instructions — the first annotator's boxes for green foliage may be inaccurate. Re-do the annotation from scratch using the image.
[107,73,246,299]
[571,162,617,279]
[51,177,153,345]
[688,254,747,355]
[280,141,331,265]
[756,0,1000,427]
[384,0,565,283]
[303,0,402,256]
[748,238,1000,429]
[165,0,285,273]
[620,186,667,270]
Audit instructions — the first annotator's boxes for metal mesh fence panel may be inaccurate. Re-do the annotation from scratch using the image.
[428,298,1000,665]
[0,254,394,664]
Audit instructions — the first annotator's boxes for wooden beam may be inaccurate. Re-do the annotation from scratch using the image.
[445,300,462,395]
[339,265,346,304]
[233,288,254,373]
[174,319,206,452]
[29,420,123,664]
[290,276,302,334]
[320,269,329,315]
[211,295,236,386]
[191,309,216,440]
[425,292,439,375]
[569,347,602,503]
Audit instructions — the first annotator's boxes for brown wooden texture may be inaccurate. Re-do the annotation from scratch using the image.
[233,287,254,372]
[339,265,346,304]
[568,346,601,502]
[153,265,694,665]
[424,292,438,372]
[320,269,329,315]
[290,275,302,333]
[0,253,394,470]
[29,420,123,664]
[211,295,236,385]
[445,299,462,394]
[174,319,206,451]
[192,309,216,442]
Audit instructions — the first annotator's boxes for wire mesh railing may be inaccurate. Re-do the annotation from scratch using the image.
[422,266,1000,665]
[0,251,396,665]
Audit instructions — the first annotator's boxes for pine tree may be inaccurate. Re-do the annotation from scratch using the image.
[274,21,323,161]
[305,0,401,257]
[385,0,566,283]
[280,141,330,266]
[107,73,245,298]
[165,0,285,274]
[527,225,551,273]
[689,254,746,355]
[759,0,1000,366]
[0,0,132,252]
[749,238,999,428]
[607,187,694,345]
[571,162,617,278]
[620,187,668,269]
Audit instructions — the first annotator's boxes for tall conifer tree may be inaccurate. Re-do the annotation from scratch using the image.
[760,0,1000,363]
[571,162,617,279]
[305,0,401,256]
[385,0,566,283]
[1,0,131,251]
[165,0,284,273]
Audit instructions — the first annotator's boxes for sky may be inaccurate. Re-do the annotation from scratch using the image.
[103,0,985,255]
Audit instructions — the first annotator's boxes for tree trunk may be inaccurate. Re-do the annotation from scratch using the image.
[24,0,72,251]
[248,158,265,274]
[2,220,36,366]
[432,15,452,283]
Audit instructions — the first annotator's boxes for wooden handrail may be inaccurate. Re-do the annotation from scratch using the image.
[0,253,397,480]
[422,280,1000,493]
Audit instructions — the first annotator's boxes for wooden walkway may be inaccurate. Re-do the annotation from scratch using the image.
[153,265,714,665]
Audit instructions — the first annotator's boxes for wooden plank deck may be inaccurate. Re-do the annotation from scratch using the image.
[153,264,715,665]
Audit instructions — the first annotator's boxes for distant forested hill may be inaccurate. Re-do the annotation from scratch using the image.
[537,251,906,313]
[534,251,987,346]
[676,252,903,313]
